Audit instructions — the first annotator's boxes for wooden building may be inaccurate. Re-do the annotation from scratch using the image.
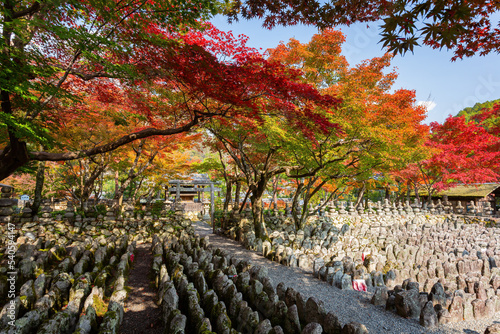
[165,178,213,203]
[164,175,219,215]
[421,183,500,216]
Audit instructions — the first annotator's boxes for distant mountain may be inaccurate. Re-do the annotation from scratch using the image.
[457,98,500,120]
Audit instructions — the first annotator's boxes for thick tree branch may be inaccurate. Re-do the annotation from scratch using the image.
[50,65,122,81]
[29,116,199,161]
[12,2,42,19]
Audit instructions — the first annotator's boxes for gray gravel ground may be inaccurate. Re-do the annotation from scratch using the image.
[193,221,500,334]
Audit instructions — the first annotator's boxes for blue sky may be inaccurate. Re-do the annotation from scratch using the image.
[211,15,500,124]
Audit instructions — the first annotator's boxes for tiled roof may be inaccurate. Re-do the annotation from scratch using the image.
[420,183,500,198]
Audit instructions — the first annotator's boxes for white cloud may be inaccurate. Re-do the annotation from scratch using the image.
[417,101,437,111]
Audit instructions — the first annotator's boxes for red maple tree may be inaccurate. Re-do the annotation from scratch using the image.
[396,112,500,201]
[0,5,332,181]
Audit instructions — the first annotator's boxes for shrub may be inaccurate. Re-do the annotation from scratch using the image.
[150,201,164,217]
[50,210,67,219]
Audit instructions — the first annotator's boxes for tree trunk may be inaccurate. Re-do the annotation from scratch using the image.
[233,181,241,211]
[406,181,411,203]
[0,141,29,181]
[291,182,305,230]
[249,175,270,239]
[297,181,317,229]
[413,185,422,204]
[292,176,329,230]
[299,193,310,229]
[114,170,120,198]
[0,91,30,180]
[223,180,233,214]
[31,161,45,217]
[78,159,107,212]
[113,141,156,212]
[271,176,279,209]
[238,187,250,214]
[426,187,432,205]
[131,175,145,203]
[117,193,124,212]
[385,186,391,200]
[250,193,267,239]
[114,180,130,212]
[79,160,86,211]
[354,182,366,209]
[96,169,104,200]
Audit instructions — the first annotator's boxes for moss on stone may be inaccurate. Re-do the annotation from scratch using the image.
[382,261,394,275]
[34,267,44,278]
[120,285,131,300]
[93,295,108,317]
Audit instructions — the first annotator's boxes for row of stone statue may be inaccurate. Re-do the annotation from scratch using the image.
[260,198,496,218]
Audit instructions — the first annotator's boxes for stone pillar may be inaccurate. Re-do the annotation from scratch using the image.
[210,183,215,232]
[39,202,52,223]
[165,199,173,211]
[339,201,347,215]
[123,200,135,220]
[20,206,32,223]
[144,210,153,222]
[376,201,383,216]
[162,199,172,217]
[64,202,75,223]
[467,201,476,216]
[0,185,15,224]
[421,202,428,214]
[285,202,291,217]
[104,205,116,223]
[397,201,404,215]
[391,202,398,216]
[348,201,356,216]
[483,202,493,216]
[175,182,181,202]
[367,201,375,215]
[383,199,391,215]
[443,195,452,214]
[404,200,412,215]
[412,198,421,215]
[436,199,444,214]
[357,202,364,216]
[202,201,210,221]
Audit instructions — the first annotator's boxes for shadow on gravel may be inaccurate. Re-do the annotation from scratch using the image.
[191,221,472,334]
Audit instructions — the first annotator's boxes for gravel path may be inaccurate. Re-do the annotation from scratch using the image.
[121,243,163,334]
[193,221,499,334]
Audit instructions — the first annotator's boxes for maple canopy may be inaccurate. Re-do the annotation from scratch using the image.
[395,108,500,200]
[0,0,333,181]
[203,29,429,235]
[227,0,500,60]
[458,100,500,137]
[267,30,429,187]
[265,29,429,224]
